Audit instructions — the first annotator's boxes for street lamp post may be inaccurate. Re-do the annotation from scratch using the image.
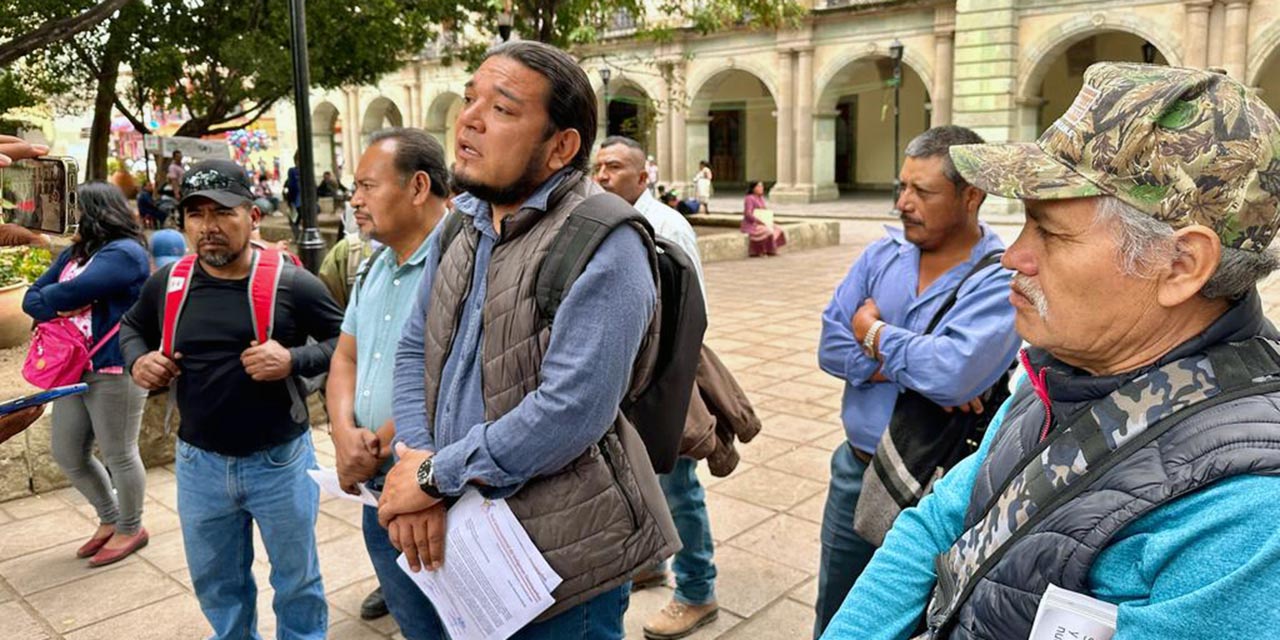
[288,0,324,272]
[600,67,613,134]
[889,38,904,206]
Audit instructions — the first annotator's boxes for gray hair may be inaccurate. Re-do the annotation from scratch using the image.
[1095,196,1280,300]
[904,125,985,188]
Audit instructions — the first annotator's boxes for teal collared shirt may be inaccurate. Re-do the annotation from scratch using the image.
[341,230,436,434]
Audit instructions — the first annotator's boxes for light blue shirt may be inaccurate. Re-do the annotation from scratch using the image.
[822,384,1280,640]
[341,232,434,433]
[392,172,656,499]
[818,224,1019,452]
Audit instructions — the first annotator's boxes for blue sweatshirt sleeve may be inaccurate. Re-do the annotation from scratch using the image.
[391,234,439,452]
[428,226,656,497]
[875,265,1019,407]
[22,242,148,322]
[819,245,884,386]
[821,389,1018,640]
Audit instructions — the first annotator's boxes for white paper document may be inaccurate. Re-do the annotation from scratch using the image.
[1028,583,1118,640]
[306,467,379,508]
[397,490,562,640]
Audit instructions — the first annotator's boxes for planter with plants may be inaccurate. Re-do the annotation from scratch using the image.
[0,246,51,349]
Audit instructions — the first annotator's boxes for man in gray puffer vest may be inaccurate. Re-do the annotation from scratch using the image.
[374,40,679,639]
[822,63,1280,640]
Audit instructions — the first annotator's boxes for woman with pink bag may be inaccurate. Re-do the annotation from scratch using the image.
[22,182,151,567]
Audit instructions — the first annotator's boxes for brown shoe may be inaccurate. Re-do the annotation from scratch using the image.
[88,529,149,568]
[631,567,670,591]
[643,600,719,639]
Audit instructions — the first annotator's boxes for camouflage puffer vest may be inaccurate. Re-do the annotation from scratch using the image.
[421,172,678,621]
[924,336,1280,639]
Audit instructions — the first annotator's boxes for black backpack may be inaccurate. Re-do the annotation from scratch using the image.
[439,193,707,474]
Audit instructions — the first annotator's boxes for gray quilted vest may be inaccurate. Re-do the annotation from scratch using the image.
[923,336,1280,639]
[421,172,678,621]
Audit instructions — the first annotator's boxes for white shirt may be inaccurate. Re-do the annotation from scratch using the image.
[633,190,706,298]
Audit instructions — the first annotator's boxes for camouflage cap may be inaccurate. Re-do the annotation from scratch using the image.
[951,63,1280,251]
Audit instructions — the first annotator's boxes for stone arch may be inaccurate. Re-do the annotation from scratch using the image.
[814,45,934,112]
[361,96,404,141]
[1246,22,1280,87]
[684,59,778,111]
[425,91,465,164]
[596,75,657,151]
[1017,15,1183,102]
[310,101,343,179]
[684,66,779,189]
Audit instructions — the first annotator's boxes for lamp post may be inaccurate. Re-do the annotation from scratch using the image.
[288,0,323,272]
[1142,41,1157,64]
[889,38,904,205]
[600,67,613,134]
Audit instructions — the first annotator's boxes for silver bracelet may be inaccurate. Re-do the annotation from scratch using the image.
[863,320,886,358]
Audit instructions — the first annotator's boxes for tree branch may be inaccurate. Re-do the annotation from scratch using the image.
[205,98,276,135]
[0,0,133,68]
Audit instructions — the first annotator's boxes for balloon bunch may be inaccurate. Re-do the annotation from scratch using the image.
[226,129,272,159]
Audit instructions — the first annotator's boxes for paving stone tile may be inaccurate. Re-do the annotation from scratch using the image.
[62,593,208,640]
[706,337,751,353]
[728,514,822,574]
[704,493,777,543]
[0,508,93,562]
[137,528,189,573]
[741,361,812,380]
[326,618,389,639]
[320,495,367,528]
[328,575,381,619]
[716,352,767,372]
[315,511,359,544]
[713,546,809,619]
[812,428,847,450]
[789,371,846,392]
[695,460,744,489]
[0,601,51,640]
[730,344,797,361]
[765,445,833,484]
[788,577,819,608]
[0,509,11,526]
[26,562,183,632]
[735,434,802,466]
[788,490,829,525]
[761,413,839,444]
[145,465,176,485]
[317,530,377,593]
[0,538,142,596]
[146,479,178,512]
[623,585,744,639]
[754,397,831,421]
[0,578,15,603]
[2,494,65,520]
[719,596,815,640]
[713,466,825,512]
[142,499,183,535]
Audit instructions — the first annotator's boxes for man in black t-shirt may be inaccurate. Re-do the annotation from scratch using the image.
[121,160,342,640]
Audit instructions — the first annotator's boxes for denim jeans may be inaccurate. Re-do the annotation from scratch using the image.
[362,505,445,640]
[176,432,326,640]
[814,443,877,639]
[656,457,717,605]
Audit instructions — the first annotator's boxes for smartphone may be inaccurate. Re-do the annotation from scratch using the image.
[0,383,87,416]
[0,157,79,234]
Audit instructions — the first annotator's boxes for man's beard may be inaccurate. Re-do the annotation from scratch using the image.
[198,238,244,267]
[452,151,553,206]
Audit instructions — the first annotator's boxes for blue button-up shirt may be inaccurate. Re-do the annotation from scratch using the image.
[392,172,656,498]
[818,223,1019,452]
[341,234,434,433]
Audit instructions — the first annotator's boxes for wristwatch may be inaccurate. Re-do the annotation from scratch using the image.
[416,457,445,500]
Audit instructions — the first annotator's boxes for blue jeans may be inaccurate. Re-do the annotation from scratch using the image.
[362,505,445,640]
[814,444,877,639]
[176,433,326,640]
[657,457,717,605]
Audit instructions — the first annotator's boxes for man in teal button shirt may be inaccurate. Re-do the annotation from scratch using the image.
[325,128,449,638]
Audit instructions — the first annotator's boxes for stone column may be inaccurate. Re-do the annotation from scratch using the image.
[685,116,710,190]
[670,65,689,191]
[1222,0,1251,79]
[344,87,361,169]
[793,47,816,198]
[1184,0,1213,68]
[656,63,673,188]
[404,83,419,129]
[812,110,841,201]
[774,49,796,191]
[1208,1,1226,69]
[933,8,956,126]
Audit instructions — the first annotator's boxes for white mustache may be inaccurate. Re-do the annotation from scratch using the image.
[1012,273,1049,319]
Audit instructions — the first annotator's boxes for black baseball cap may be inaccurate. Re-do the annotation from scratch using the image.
[180,159,254,209]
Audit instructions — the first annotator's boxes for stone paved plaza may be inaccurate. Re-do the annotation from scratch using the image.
[3,218,1280,639]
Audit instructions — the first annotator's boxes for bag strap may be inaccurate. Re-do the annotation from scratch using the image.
[927,337,1280,631]
[924,249,1004,335]
[434,210,467,266]
[248,249,284,345]
[351,244,388,306]
[160,255,199,358]
[535,193,657,323]
[87,322,121,358]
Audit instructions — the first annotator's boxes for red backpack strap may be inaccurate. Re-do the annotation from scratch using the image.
[248,249,285,344]
[161,255,199,358]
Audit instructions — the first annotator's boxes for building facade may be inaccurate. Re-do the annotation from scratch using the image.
[277,0,1280,204]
